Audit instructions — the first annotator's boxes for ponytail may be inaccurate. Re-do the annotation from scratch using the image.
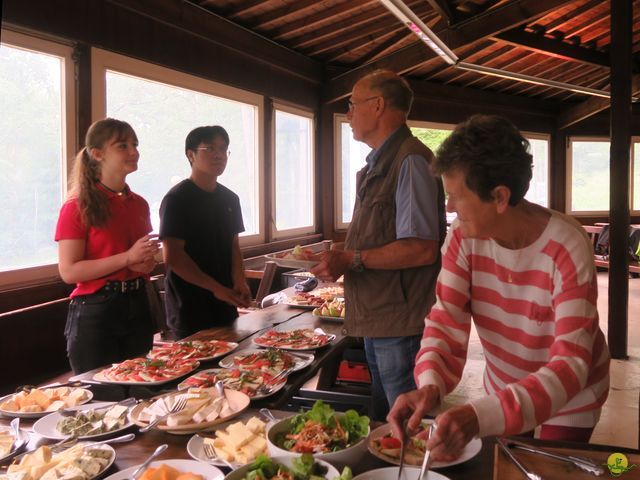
[69,118,136,228]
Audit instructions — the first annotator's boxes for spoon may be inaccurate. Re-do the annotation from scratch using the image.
[130,444,168,480]
[9,418,21,451]
[84,433,136,449]
[259,408,277,423]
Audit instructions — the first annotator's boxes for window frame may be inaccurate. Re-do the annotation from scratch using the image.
[566,136,613,216]
[631,137,640,215]
[90,48,265,246]
[521,130,551,208]
[271,102,316,239]
[333,113,352,231]
[0,29,76,291]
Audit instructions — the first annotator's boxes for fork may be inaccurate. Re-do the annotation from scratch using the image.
[202,440,234,469]
[139,395,188,433]
[256,368,291,395]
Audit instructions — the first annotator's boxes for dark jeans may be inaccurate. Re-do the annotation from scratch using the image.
[65,288,154,374]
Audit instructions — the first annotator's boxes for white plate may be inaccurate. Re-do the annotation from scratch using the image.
[6,443,115,479]
[0,389,94,419]
[0,427,29,464]
[104,459,223,480]
[264,254,320,270]
[281,301,317,310]
[252,329,336,351]
[129,389,250,435]
[368,423,482,469]
[353,467,450,480]
[93,361,199,386]
[32,402,133,440]
[177,368,287,400]
[186,433,243,469]
[218,348,314,372]
[148,341,239,363]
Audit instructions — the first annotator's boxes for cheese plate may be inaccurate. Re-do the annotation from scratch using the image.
[32,401,133,440]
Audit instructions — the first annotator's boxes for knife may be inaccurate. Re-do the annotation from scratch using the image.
[507,439,604,476]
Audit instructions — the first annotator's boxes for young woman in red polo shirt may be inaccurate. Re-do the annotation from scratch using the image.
[55,118,159,374]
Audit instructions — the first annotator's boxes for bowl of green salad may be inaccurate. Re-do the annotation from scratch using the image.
[224,454,347,480]
[266,401,370,469]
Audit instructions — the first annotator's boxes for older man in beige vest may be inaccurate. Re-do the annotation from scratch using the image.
[312,70,445,419]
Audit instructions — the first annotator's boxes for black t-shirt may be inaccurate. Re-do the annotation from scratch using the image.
[159,179,244,337]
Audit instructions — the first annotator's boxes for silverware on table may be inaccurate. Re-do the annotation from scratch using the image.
[258,408,277,423]
[139,395,188,433]
[496,437,543,480]
[130,443,168,480]
[416,423,436,480]
[59,396,137,417]
[201,439,234,469]
[83,433,136,449]
[507,439,604,476]
[9,418,21,452]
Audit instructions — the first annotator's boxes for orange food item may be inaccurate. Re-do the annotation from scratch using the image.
[139,465,203,480]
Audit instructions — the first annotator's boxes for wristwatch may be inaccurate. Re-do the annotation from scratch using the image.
[351,249,364,272]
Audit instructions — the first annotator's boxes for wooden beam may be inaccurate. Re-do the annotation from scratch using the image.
[270,0,377,40]
[493,28,625,70]
[245,0,322,29]
[324,0,574,103]
[608,0,632,360]
[425,0,457,24]
[557,76,640,129]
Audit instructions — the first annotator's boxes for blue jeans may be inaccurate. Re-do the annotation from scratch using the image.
[364,335,421,421]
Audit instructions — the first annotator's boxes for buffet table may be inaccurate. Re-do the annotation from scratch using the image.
[2,303,639,479]
[3,408,638,480]
[47,303,354,410]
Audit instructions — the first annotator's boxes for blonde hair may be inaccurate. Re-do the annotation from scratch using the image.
[70,118,136,228]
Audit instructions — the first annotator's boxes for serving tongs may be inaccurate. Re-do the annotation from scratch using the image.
[496,438,542,480]
[505,438,604,476]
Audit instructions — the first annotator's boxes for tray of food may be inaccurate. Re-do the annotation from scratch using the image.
[33,401,132,440]
[218,348,313,376]
[93,357,199,385]
[0,387,93,419]
[265,245,322,269]
[148,340,238,362]
[312,298,345,321]
[129,387,249,434]
[253,328,335,350]
[178,368,287,399]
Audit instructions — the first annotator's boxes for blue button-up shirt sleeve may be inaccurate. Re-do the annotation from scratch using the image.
[395,154,440,241]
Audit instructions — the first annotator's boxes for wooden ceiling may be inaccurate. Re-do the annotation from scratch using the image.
[192,0,639,105]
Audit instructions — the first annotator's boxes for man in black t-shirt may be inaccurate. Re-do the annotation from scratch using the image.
[159,126,251,339]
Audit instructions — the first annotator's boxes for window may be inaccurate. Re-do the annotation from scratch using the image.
[0,30,75,288]
[92,49,263,244]
[273,106,314,237]
[568,139,611,213]
[334,117,371,228]
[523,134,550,207]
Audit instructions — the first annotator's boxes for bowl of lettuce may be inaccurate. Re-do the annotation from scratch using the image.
[224,454,345,480]
[266,400,370,469]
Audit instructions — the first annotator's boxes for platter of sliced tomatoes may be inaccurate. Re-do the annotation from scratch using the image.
[177,368,287,399]
[253,328,335,350]
[218,348,312,376]
[93,357,200,385]
[148,339,238,362]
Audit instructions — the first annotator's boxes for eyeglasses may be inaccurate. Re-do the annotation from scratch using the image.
[348,96,379,111]
[196,145,230,156]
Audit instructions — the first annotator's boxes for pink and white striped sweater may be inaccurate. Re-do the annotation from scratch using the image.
[415,210,610,437]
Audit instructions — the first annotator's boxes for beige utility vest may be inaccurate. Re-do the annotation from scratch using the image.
[342,125,445,338]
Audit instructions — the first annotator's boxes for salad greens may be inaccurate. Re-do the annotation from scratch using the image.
[279,400,370,453]
[242,454,328,480]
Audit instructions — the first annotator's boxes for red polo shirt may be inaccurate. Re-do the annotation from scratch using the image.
[55,184,153,297]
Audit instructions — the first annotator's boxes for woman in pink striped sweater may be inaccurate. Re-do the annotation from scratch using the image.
[388,115,610,462]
